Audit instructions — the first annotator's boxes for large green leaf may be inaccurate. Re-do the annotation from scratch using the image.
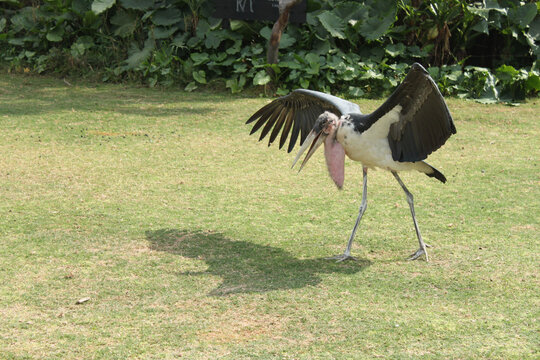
[360,15,395,41]
[478,72,499,103]
[334,1,365,22]
[385,43,405,57]
[334,63,356,81]
[259,27,296,49]
[154,26,178,39]
[119,0,153,10]
[471,18,489,34]
[91,0,116,14]
[279,33,296,48]
[10,8,35,31]
[348,86,364,97]
[190,52,209,65]
[226,75,246,94]
[508,3,537,28]
[111,9,137,37]
[70,36,94,57]
[192,70,206,84]
[253,70,271,86]
[184,82,198,92]
[82,10,101,29]
[229,20,245,31]
[171,33,188,48]
[125,37,154,69]
[205,30,225,49]
[525,72,540,92]
[279,60,303,70]
[317,10,346,39]
[529,18,540,41]
[225,40,241,55]
[468,0,507,20]
[72,0,92,15]
[358,0,397,41]
[46,26,64,42]
[496,64,518,82]
[259,26,271,39]
[407,45,431,58]
[305,53,320,74]
[152,8,182,26]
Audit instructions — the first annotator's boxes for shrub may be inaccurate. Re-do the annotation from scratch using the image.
[0,0,538,101]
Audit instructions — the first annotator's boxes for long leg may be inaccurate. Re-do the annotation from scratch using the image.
[327,166,368,262]
[392,171,430,261]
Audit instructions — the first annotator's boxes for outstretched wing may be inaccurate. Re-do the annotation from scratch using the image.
[371,63,456,162]
[246,89,360,153]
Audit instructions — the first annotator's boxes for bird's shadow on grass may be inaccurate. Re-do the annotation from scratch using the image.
[146,229,370,296]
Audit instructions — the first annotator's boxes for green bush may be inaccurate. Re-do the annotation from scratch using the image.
[0,0,538,101]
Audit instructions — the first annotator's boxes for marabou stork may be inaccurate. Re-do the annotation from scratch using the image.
[246,63,456,261]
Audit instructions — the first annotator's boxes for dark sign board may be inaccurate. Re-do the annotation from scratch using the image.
[212,0,307,23]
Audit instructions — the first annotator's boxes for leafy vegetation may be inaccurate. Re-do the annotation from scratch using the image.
[1,0,539,101]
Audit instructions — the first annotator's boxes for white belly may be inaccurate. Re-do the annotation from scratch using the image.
[336,106,418,172]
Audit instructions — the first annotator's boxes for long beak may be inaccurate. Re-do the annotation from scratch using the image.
[291,129,327,172]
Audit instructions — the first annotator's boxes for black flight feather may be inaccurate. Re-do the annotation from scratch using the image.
[246,89,360,152]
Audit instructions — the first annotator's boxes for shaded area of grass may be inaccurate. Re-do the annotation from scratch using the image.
[0,74,538,359]
[146,229,368,296]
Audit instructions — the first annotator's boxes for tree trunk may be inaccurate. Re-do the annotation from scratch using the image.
[266,0,302,68]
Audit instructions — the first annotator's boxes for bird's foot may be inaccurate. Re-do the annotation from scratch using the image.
[408,244,431,261]
[325,253,357,262]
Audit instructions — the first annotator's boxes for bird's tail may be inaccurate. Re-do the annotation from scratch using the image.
[420,161,447,183]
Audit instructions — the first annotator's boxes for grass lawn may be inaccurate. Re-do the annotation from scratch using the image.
[0,74,538,359]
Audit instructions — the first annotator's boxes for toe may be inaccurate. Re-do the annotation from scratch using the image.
[326,254,357,262]
[336,255,357,262]
[408,249,426,261]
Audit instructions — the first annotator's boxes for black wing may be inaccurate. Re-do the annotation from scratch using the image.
[371,63,456,162]
[246,89,361,153]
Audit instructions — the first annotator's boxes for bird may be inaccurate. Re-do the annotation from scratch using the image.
[245,63,456,262]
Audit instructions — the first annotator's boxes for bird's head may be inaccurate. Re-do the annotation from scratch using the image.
[292,112,339,170]
[292,111,346,189]
[313,111,340,136]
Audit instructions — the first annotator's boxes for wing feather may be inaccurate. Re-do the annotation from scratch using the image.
[246,89,360,152]
[279,109,294,149]
[258,105,283,141]
[246,103,274,124]
[287,113,301,153]
[249,103,278,135]
[369,63,456,162]
[268,107,288,146]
